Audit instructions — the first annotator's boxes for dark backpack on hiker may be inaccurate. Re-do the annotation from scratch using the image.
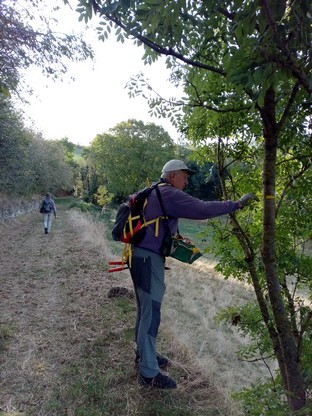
[112,181,164,244]
[109,180,203,271]
[40,200,52,213]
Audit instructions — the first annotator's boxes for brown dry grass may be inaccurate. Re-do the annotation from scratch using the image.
[162,259,274,391]
[0,201,268,415]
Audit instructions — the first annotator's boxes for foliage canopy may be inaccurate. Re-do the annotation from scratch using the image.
[0,96,74,195]
[86,119,176,199]
[0,0,93,96]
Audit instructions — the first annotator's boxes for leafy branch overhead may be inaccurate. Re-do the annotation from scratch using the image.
[0,1,93,96]
[77,0,311,99]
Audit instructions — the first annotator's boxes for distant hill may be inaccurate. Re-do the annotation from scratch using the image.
[73,145,85,161]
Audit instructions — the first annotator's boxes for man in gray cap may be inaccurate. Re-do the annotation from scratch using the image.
[130,159,257,389]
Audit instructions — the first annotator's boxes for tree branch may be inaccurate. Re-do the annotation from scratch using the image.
[276,161,312,217]
[299,310,312,339]
[276,81,301,134]
[259,0,311,95]
[91,1,227,76]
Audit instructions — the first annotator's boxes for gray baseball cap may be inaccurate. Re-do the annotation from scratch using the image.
[161,159,196,175]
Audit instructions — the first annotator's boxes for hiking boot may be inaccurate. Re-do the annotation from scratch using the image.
[139,372,177,389]
[44,228,48,234]
[135,352,169,369]
[156,354,169,368]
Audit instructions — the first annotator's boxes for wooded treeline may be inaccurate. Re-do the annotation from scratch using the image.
[0,97,75,196]
[0,0,91,197]
[1,97,220,202]
[79,119,222,204]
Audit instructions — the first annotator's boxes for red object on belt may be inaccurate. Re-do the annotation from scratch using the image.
[108,260,129,273]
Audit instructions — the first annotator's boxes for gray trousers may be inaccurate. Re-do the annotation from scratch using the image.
[43,213,53,232]
[130,247,165,378]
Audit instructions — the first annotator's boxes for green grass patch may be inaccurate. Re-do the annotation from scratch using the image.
[54,196,75,207]
[73,146,84,161]
[69,200,102,213]
[55,196,102,214]
[178,218,211,252]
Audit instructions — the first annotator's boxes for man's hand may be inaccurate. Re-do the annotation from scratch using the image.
[239,193,259,208]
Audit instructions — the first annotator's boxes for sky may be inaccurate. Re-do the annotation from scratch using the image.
[19,2,182,147]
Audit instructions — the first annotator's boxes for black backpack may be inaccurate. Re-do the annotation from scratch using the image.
[40,200,51,213]
[112,181,165,244]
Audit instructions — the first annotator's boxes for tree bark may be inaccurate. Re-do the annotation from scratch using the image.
[261,87,305,410]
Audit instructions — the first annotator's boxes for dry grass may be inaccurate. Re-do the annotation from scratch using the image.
[0,201,272,416]
[162,259,273,391]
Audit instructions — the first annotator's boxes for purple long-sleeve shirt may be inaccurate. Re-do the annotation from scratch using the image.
[136,182,240,254]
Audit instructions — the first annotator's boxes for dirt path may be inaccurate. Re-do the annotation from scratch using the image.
[0,203,247,416]
[0,205,123,415]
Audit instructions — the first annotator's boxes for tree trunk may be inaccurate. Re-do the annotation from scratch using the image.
[261,87,306,410]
